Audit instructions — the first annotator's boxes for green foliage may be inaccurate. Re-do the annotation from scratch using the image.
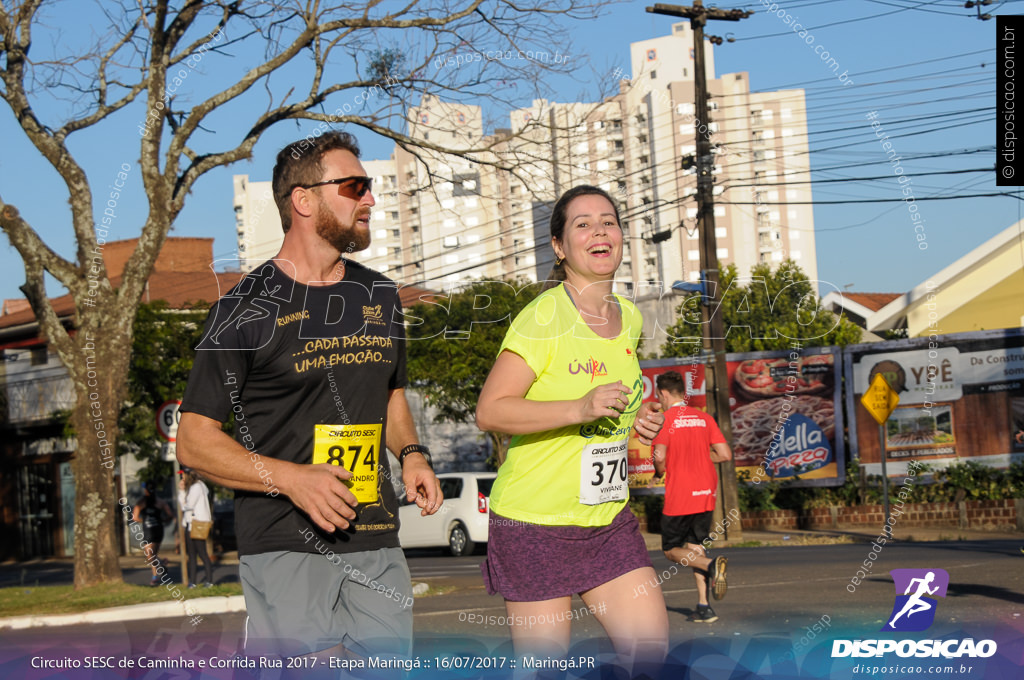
[759,459,1024,511]
[737,470,785,511]
[628,494,665,532]
[365,47,407,90]
[120,301,208,484]
[405,279,542,465]
[882,328,909,340]
[660,260,862,357]
[735,468,823,511]
[1007,461,1024,495]
[799,456,866,508]
[933,460,1003,500]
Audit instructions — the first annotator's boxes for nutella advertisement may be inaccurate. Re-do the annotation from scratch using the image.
[634,347,846,490]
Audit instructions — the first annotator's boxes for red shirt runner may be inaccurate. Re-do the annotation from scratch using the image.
[653,404,726,516]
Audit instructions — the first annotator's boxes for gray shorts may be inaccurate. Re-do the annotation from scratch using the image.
[240,547,413,658]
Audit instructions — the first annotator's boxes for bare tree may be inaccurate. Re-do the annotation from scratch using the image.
[0,0,617,587]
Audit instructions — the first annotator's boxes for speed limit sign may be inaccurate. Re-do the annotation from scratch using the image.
[157,400,182,442]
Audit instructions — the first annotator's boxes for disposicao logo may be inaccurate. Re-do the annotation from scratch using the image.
[882,568,948,632]
[832,568,997,660]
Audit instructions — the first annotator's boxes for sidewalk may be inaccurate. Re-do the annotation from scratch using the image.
[2,525,1019,630]
[0,551,241,589]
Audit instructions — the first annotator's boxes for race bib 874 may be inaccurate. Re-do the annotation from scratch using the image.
[312,424,381,504]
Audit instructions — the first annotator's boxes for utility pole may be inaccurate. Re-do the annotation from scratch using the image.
[964,1,993,21]
[647,2,751,539]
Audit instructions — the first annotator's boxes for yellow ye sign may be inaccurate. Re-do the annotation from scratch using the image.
[860,373,900,425]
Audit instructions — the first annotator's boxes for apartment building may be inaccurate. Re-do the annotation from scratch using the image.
[232,22,816,293]
[621,21,817,288]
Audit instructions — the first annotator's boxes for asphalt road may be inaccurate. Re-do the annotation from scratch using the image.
[5,540,1021,647]
[409,540,1024,637]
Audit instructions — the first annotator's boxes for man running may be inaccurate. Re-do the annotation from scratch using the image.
[650,371,732,623]
[177,131,441,660]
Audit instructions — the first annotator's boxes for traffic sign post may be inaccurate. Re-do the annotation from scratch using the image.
[156,400,182,442]
[860,374,900,527]
[156,400,185,585]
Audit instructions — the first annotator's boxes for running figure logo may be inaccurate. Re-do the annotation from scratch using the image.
[881,568,949,632]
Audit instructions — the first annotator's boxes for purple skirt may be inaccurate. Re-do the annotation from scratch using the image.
[480,505,653,602]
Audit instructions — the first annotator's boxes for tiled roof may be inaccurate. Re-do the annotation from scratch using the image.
[1,237,437,333]
[843,292,901,312]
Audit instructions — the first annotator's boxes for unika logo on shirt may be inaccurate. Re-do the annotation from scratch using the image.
[569,356,608,382]
[362,304,387,327]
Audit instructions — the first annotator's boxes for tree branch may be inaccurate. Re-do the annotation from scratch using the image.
[0,1,101,286]
[0,197,78,364]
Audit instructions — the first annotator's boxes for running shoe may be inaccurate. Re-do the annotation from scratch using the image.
[691,605,718,623]
[707,555,728,601]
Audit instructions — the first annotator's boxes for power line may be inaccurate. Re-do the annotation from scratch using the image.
[752,48,991,92]
[720,166,992,190]
[723,192,1016,205]
[865,0,986,16]
[733,0,951,41]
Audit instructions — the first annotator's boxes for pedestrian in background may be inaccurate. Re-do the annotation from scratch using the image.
[650,370,732,623]
[133,481,173,586]
[476,185,667,672]
[178,469,214,588]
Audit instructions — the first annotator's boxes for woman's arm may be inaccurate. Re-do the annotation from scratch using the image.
[475,350,634,435]
[191,484,213,522]
[183,485,196,513]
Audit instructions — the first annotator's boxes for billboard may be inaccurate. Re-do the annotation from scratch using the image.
[842,328,1024,477]
[633,345,846,490]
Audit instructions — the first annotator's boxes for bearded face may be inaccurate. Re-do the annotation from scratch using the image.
[315,199,370,254]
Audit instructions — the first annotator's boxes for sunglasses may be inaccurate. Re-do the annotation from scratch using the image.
[300,176,373,200]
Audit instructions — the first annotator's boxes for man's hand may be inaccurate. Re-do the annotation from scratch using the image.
[278,462,359,533]
[402,455,443,516]
[633,401,665,446]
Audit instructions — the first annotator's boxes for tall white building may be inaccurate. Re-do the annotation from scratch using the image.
[232,175,279,271]
[232,22,816,294]
[619,21,818,288]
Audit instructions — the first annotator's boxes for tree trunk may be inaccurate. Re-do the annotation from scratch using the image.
[68,324,133,588]
[487,431,511,469]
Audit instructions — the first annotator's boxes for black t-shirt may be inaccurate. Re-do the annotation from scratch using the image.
[140,499,164,530]
[181,259,406,557]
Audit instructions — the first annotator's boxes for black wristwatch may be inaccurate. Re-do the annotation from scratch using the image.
[399,444,433,468]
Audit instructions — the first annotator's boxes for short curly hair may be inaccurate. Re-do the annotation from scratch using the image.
[655,370,686,395]
[272,130,361,233]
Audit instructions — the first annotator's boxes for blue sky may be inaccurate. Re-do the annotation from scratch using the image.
[0,0,1015,304]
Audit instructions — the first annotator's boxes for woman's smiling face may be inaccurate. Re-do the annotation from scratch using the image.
[553,193,623,282]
